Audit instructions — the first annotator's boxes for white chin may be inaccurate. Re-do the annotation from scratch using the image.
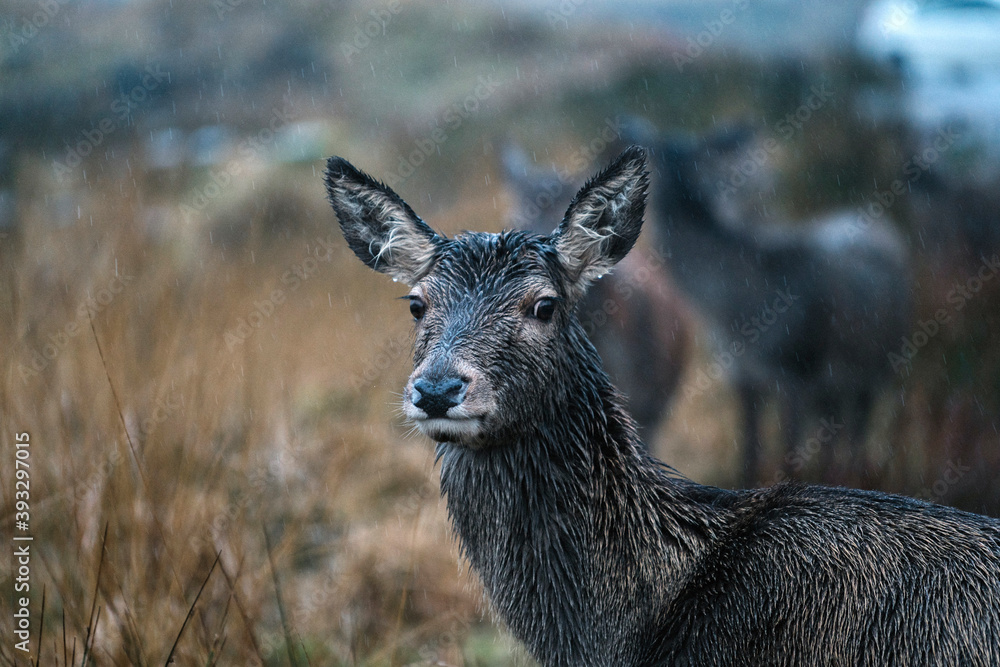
[416,417,483,444]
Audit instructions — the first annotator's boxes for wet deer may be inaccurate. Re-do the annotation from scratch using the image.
[326,147,1000,666]
[500,142,691,441]
[626,120,913,486]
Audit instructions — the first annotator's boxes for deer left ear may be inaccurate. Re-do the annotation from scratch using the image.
[552,145,648,301]
[325,156,442,285]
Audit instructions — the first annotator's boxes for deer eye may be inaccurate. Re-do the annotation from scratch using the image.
[532,297,556,322]
[408,296,426,321]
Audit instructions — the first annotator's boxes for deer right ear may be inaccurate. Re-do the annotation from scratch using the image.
[552,145,649,301]
[325,157,441,285]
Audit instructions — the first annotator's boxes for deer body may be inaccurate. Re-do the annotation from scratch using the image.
[326,148,1000,666]
[638,126,913,486]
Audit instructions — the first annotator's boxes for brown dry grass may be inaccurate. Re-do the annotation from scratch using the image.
[0,155,536,665]
[2,5,1000,663]
[4,119,1000,666]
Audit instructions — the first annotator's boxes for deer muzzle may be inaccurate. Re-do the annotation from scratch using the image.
[404,360,495,446]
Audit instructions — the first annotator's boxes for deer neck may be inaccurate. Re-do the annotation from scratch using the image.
[435,331,722,663]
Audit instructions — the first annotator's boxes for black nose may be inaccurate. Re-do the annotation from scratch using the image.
[411,377,467,419]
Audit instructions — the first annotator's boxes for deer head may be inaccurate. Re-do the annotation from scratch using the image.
[326,146,649,448]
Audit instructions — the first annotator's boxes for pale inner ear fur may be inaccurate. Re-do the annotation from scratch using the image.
[373,217,438,283]
[329,174,439,284]
[554,150,647,298]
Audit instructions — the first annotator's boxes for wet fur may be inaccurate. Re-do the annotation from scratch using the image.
[326,148,1000,666]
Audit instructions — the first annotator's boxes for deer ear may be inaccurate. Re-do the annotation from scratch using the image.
[552,145,648,300]
[325,157,441,285]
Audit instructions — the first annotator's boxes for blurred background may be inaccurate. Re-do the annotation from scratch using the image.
[1,0,999,664]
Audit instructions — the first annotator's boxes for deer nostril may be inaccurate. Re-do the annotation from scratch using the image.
[412,377,467,419]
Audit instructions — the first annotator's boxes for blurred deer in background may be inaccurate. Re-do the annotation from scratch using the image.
[907,168,1000,295]
[499,142,691,442]
[327,146,1000,665]
[624,118,913,487]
